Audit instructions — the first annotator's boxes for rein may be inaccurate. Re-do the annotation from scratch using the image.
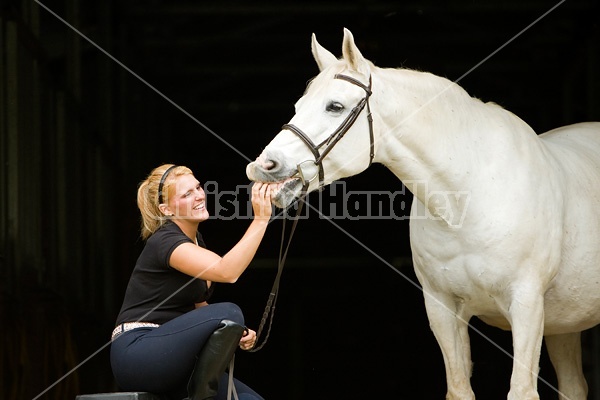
[250,73,374,351]
[249,186,309,352]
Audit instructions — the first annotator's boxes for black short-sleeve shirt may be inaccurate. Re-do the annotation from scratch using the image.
[115,222,213,325]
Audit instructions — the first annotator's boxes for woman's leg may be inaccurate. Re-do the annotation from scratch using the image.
[185,319,245,399]
[215,374,265,400]
[110,302,244,394]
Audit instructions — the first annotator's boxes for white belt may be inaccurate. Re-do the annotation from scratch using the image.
[111,322,160,340]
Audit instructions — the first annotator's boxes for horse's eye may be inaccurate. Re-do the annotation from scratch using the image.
[326,101,344,113]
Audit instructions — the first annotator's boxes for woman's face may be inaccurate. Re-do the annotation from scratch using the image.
[166,173,209,222]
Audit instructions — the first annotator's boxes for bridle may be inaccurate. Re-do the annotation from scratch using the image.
[249,73,375,353]
[282,73,375,189]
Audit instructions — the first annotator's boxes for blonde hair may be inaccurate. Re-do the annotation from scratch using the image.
[137,164,193,240]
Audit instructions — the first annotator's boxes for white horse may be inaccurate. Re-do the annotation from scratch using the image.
[246,28,600,399]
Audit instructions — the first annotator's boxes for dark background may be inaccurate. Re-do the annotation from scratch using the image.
[1,0,599,399]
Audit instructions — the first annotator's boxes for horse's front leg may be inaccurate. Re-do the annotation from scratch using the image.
[422,288,475,400]
[506,284,545,400]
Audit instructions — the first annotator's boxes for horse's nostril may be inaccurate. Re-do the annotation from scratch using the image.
[263,159,276,171]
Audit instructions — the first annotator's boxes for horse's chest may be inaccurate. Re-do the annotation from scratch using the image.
[410,225,515,309]
[414,256,506,296]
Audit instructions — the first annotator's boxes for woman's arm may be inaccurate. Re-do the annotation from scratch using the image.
[169,182,272,283]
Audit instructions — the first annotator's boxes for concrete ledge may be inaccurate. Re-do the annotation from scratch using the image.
[75,393,167,400]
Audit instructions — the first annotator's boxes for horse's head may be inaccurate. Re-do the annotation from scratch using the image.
[246,28,376,208]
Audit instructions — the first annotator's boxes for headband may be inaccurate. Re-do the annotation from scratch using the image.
[158,165,177,204]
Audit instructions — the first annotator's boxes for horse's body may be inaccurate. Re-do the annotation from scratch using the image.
[246,29,600,399]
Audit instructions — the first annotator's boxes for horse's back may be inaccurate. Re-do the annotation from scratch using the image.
[540,122,600,158]
[539,122,600,188]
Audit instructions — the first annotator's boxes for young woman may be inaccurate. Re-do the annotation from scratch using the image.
[110,164,273,400]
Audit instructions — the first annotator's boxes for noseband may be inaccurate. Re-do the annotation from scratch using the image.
[282,74,374,189]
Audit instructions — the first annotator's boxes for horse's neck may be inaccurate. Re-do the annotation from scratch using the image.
[373,68,540,214]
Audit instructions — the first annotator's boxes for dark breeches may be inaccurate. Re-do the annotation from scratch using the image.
[110,302,263,399]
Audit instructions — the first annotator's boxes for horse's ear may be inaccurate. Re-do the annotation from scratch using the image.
[311,33,337,71]
[341,28,369,75]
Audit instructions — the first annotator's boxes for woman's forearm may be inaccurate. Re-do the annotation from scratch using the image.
[215,218,269,282]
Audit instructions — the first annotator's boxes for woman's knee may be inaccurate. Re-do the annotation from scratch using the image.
[211,302,244,325]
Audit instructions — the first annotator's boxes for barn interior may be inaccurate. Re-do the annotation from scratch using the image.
[1,0,600,399]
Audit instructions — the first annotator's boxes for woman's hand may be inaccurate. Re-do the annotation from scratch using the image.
[239,328,257,350]
[251,182,273,221]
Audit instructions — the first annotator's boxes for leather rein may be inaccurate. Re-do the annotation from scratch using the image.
[249,73,374,351]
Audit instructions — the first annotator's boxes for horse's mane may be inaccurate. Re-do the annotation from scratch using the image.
[302,62,513,134]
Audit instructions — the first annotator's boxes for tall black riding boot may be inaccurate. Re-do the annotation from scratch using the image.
[186,319,245,400]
